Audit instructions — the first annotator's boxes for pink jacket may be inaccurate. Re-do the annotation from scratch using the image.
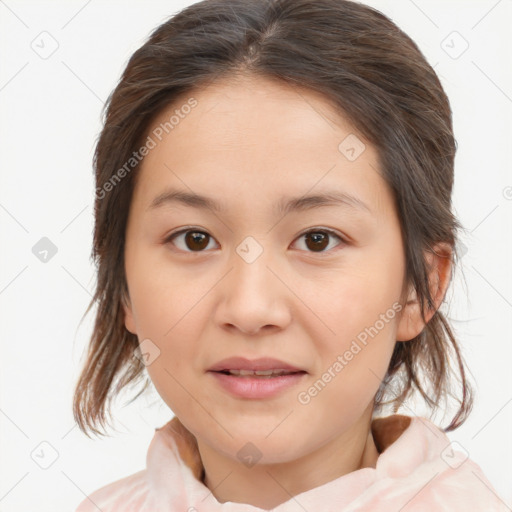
[75,414,509,511]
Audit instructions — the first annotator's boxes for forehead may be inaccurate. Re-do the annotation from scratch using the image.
[150,73,360,150]
[134,74,393,220]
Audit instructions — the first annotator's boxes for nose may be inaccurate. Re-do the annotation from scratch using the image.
[214,242,292,336]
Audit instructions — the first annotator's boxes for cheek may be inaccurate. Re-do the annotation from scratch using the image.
[311,254,402,386]
[143,325,204,419]
[127,248,204,336]
[314,266,401,342]
[126,251,207,391]
[310,312,397,427]
[131,280,204,374]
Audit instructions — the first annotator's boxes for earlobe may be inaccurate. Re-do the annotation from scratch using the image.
[396,243,452,342]
[395,285,423,342]
[122,294,137,335]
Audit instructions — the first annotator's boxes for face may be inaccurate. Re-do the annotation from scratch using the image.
[122,73,418,465]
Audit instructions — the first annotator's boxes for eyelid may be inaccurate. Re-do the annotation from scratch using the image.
[163,226,347,253]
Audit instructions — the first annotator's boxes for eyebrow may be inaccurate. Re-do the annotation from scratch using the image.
[147,188,372,216]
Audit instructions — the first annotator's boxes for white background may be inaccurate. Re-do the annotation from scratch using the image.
[1,0,511,510]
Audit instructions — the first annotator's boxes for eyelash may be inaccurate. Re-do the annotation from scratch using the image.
[163,227,347,255]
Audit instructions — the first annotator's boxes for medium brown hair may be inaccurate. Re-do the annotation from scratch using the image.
[73,0,473,438]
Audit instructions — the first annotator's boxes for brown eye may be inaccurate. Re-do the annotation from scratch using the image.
[166,229,217,252]
[294,229,345,253]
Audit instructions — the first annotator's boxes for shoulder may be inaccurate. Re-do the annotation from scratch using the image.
[369,415,509,511]
[405,457,509,511]
[74,469,150,512]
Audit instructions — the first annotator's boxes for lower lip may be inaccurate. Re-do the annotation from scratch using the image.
[208,371,307,399]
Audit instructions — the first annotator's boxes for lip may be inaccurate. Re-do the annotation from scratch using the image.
[207,356,305,372]
[208,371,307,399]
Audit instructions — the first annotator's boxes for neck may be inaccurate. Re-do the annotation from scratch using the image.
[197,405,379,510]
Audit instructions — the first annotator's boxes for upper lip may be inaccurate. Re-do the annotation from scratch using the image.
[208,357,306,373]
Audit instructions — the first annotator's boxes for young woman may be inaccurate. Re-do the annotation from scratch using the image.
[73,1,508,510]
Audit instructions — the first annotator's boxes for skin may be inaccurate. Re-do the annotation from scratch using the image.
[122,73,452,509]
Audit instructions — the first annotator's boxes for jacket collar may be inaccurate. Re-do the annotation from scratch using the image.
[163,414,413,483]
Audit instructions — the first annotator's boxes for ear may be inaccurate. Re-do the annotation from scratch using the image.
[396,243,452,342]
[122,292,137,335]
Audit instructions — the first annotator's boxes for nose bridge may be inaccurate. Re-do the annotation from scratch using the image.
[230,234,278,297]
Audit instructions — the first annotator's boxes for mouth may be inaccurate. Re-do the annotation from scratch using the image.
[207,357,308,398]
[207,358,308,399]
